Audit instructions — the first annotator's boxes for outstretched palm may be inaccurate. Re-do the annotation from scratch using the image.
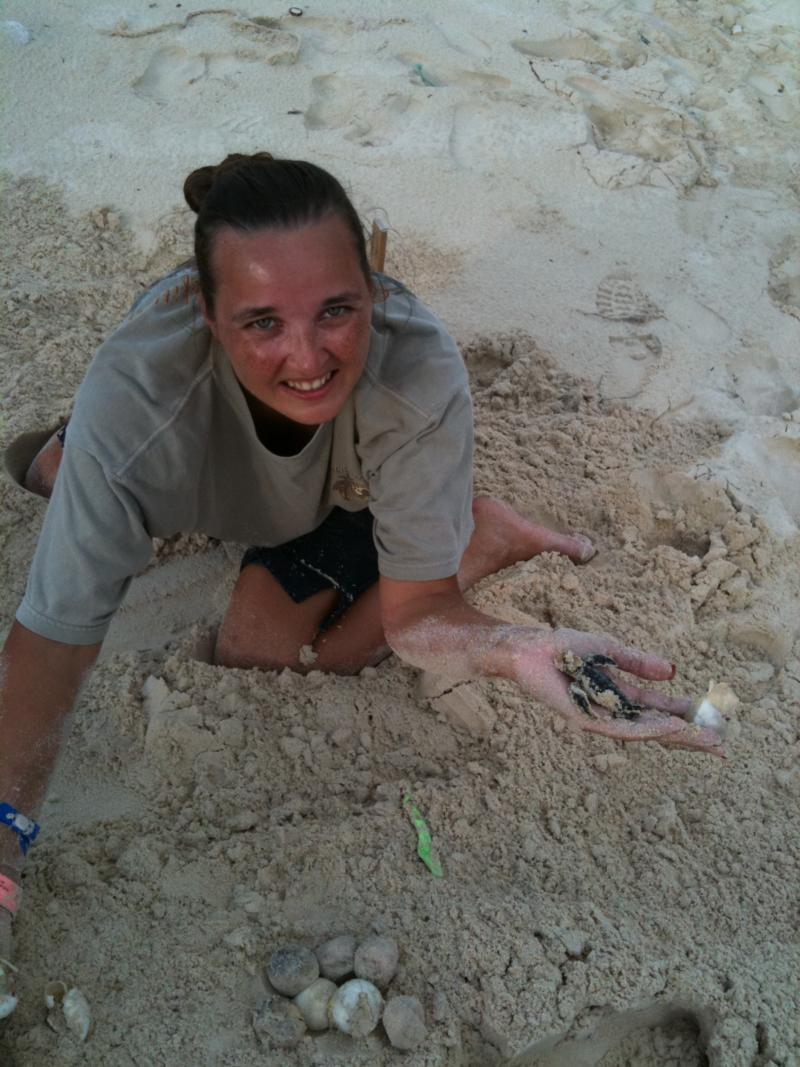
[513,628,726,756]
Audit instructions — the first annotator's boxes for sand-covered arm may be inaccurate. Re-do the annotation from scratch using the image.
[0,622,102,969]
[379,575,725,757]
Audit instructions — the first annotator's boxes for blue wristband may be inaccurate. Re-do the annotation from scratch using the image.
[0,803,40,856]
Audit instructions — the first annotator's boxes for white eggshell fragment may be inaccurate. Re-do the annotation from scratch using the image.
[294,977,337,1031]
[705,680,739,715]
[383,995,427,1051]
[687,680,738,740]
[44,980,68,1011]
[315,934,357,981]
[0,993,17,1020]
[353,935,399,989]
[688,699,726,737]
[329,979,384,1037]
[63,987,93,1041]
[266,944,319,996]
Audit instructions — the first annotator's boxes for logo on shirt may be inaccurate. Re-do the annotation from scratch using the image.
[332,467,370,503]
[154,274,200,307]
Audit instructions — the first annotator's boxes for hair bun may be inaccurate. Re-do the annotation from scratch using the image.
[183,152,276,214]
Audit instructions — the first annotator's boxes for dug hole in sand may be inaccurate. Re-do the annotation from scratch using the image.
[2,0,800,1063]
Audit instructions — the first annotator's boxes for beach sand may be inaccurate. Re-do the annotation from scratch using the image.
[1,1,799,1063]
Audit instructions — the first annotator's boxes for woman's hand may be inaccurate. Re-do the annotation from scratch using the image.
[510,627,726,757]
[0,907,15,1019]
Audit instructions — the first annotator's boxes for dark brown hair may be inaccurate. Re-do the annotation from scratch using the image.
[183,152,373,312]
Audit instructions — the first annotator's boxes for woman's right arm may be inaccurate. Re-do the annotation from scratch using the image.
[1,622,102,961]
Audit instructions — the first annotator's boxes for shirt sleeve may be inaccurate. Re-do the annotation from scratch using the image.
[16,444,154,645]
[366,386,475,582]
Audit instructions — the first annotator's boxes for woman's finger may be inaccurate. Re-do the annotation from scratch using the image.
[579,708,688,743]
[580,708,725,756]
[557,629,675,681]
[657,722,727,757]
[613,680,693,717]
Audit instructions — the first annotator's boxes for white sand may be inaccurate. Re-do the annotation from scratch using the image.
[1,1,799,1064]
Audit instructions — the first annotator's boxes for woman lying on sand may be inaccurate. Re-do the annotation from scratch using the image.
[0,153,724,991]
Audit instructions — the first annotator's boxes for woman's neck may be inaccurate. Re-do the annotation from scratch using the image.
[243,389,318,456]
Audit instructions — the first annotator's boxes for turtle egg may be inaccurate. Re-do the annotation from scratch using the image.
[354,934,399,988]
[315,934,356,981]
[266,944,319,997]
[329,979,384,1037]
[294,977,337,1031]
[383,994,427,1050]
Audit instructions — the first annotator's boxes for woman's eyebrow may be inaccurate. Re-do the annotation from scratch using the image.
[232,291,364,323]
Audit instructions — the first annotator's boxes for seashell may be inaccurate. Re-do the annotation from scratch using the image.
[329,979,384,1037]
[62,987,93,1041]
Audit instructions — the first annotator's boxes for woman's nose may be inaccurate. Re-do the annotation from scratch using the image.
[283,324,325,377]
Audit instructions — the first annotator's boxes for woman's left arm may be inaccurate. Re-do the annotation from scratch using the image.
[379,575,725,756]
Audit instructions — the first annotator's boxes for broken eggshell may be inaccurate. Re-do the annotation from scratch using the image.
[0,958,18,1019]
[45,981,93,1041]
[329,978,384,1037]
[686,680,738,741]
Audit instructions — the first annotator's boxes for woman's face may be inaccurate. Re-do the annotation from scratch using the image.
[203,215,373,430]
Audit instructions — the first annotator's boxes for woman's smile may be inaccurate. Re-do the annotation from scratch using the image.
[282,369,336,394]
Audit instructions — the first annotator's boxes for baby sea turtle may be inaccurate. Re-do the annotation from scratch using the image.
[555,650,643,720]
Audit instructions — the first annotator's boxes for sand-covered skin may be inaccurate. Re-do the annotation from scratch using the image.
[2,0,800,1064]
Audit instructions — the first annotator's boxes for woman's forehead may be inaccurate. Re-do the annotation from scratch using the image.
[210,218,367,305]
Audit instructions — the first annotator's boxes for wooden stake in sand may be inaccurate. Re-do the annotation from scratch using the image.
[368,219,388,273]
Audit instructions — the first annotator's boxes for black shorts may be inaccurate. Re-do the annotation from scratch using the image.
[241,508,379,630]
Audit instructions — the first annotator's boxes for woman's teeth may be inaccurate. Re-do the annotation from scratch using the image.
[285,371,334,392]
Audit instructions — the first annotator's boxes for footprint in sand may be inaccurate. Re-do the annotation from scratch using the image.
[512,33,643,70]
[592,273,663,398]
[229,17,300,64]
[304,73,411,143]
[395,52,511,90]
[768,235,800,321]
[507,999,715,1067]
[727,617,795,670]
[567,75,711,193]
[596,272,663,323]
[133,46,207,104]
[729,349,798,417]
